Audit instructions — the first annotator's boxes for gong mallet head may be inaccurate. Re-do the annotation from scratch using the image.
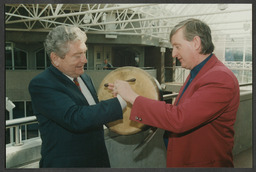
[104,78,136,87]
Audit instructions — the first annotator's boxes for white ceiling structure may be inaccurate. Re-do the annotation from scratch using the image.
[5,3,252,46]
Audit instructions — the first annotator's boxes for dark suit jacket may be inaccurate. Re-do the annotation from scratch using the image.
[130,55,240,167]
[29,65,123,168]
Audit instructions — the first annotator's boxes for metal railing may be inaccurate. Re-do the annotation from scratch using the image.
[239,83,252,87]
[6,116,38,146]
[163,93,179,100]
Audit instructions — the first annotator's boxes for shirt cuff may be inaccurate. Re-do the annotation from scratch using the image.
[117,94,127,110]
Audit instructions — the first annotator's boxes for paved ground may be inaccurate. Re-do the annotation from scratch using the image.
[234,147,253,168]
[19,147,253,168]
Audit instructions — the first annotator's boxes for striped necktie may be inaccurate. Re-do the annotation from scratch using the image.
[73,78,81,91]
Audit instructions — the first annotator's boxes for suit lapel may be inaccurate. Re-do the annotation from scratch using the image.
[49,65,99,104]
[49,65,89,104]
[175,55,218,105]
[190,55,218,85]
[49,65,76,90]
[174,75,190,105]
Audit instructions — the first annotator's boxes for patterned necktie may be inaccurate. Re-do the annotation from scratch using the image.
[73,78,81,91]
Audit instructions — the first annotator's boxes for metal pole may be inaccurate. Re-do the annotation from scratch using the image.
[160,47,166,84]
[14,126,23,146]
[9,110,13,144]
[6,97,16,144]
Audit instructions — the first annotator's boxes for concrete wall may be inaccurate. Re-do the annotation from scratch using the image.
[6,70,43,101]
[6,138,41,168]
[232,90,252,155]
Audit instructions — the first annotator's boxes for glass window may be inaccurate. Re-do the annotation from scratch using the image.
[26,101,34,117]
[25,101,39,139]
[47,54,51,67]
[36,49,45,69]
[5,42,28,70]
[225,47,243,61]
[5,109,10,144]
[245,47,252,61]
[13,101,25,119]
[36,48,51,69]
[14,48,27,70]
[5,42,13,70]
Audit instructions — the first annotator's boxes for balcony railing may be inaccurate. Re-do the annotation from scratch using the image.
[6,116,38,146]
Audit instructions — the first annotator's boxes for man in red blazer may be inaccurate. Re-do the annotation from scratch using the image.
[109,18,240,167]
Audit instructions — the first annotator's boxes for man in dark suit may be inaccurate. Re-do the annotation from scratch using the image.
[110,18,240,167]
[28,25,126,168]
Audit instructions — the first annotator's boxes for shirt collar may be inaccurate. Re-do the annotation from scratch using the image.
[65,74,80,81]
[190,53,213,79]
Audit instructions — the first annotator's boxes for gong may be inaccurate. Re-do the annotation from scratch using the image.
[98,66,161,135]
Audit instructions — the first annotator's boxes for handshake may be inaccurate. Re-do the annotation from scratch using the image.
[105,78,139,105]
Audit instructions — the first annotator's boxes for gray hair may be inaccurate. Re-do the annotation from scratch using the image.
[44,25,87,58]
[170,18,214,54]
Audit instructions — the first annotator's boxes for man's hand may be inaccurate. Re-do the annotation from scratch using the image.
[107,80,139,104]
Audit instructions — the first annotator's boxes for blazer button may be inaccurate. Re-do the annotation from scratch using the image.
[135,116,139,120]
[139,118,142,121]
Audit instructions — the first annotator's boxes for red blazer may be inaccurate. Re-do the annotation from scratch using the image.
[130,55,240,167]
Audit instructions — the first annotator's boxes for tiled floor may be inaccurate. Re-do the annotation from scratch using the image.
[234,147,253,168]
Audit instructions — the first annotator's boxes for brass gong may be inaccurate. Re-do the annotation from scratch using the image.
[98,66,161,135]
